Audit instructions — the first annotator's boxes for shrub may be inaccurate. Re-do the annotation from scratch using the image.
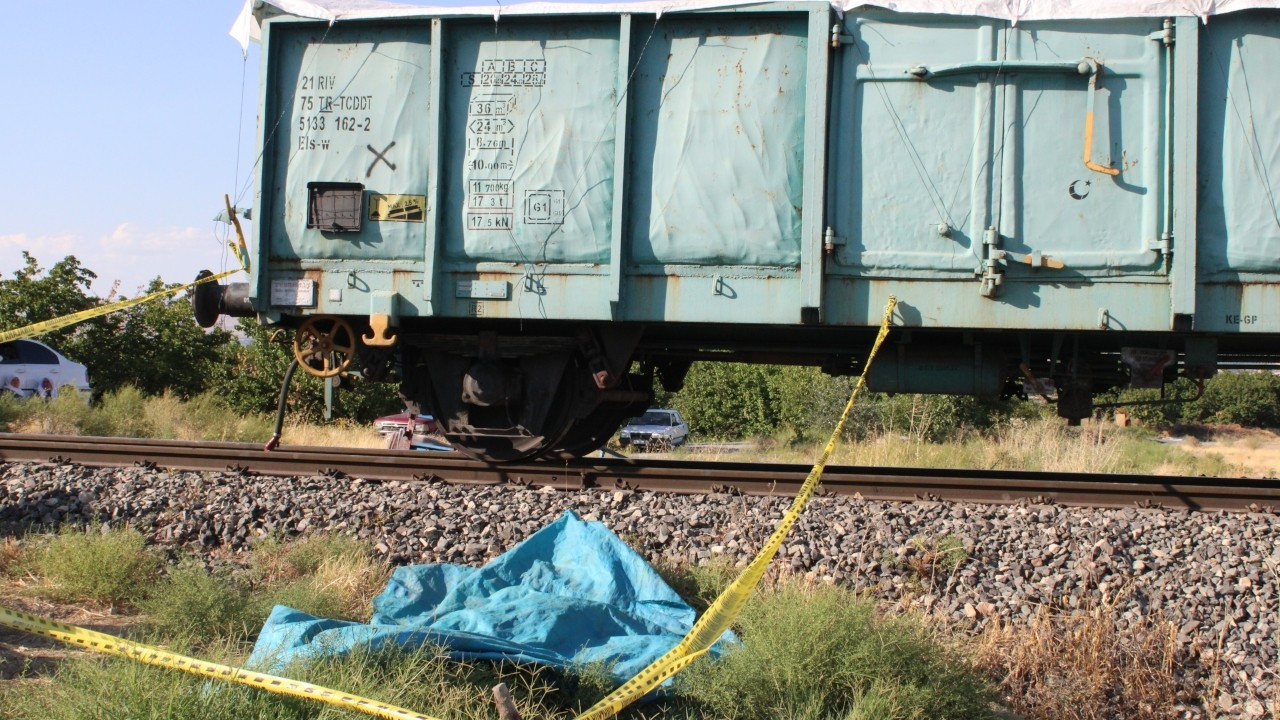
[657,557,740,613]
[142,390,273,442]
[29,526,162,607]
[141,563,260,644]
[0,391,34,432]
[94,386,153,437]
[676,582,994,719]
[1187,371,1280,428]
[667,361,1028,444]
[972,604,1191,720]
[0,642,565,720]
[1098,376,1204,429]
[19,389,102,436]
[0,536,24,576]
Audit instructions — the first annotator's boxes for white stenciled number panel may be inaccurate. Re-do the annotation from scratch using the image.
[269,24,431,262]
[442,21,620,265]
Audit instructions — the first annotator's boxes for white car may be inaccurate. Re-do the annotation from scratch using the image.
[0,339,92,398]
[619,409,689,451]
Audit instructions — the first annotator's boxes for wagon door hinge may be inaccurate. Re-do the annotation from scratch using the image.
[977,227,1004,298]
[978,228,1069,297]
[1149,230,1173,272]
[830,24,854,49]
[823,226,846,255]
[1148,19,1175,47]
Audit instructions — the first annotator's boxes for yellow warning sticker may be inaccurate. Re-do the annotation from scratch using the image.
[369,194,426,222]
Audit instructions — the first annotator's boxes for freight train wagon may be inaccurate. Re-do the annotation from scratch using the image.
[197,0,1280,461]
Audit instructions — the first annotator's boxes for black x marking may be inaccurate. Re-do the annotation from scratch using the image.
[366,141,397,177]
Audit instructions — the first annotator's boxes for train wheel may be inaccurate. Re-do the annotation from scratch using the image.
[405,349,576,463]
[549,405,631,459]
[549,375,651,459]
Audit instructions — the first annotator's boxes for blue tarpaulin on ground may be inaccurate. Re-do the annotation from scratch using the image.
[247,510,735,680]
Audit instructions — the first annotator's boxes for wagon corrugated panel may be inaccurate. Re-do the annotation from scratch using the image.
[250,3,1280,334]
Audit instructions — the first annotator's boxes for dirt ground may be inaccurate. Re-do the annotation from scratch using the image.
[1168,425,1280,477]
[0,576,139,685]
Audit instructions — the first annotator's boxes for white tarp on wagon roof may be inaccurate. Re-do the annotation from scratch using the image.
[232,0,1280,51]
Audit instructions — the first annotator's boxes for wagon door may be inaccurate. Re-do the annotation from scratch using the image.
[995,20,1170,293]
[826,14,1174,332]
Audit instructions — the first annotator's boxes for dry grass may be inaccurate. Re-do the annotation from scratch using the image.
[1176,428,1280,477]
[279,420,387,449]
[307,552,393,619]
[684,417,1236,476]
[250,533,390,620]
[0,538,24,577]
[970,598,1193,720]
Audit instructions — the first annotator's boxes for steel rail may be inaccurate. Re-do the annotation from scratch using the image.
[0,434,1276,512]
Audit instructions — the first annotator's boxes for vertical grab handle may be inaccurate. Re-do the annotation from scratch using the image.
[1081,59,1121,177]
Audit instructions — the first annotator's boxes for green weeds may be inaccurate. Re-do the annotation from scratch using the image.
[674,582,994,720]
[139,562,259,645]
[2,528,999,720]
[25,526,162,607]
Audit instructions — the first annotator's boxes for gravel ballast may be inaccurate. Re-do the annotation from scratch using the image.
[2,460,1277,716]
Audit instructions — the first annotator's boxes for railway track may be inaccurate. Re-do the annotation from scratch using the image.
[1,433,1276,513]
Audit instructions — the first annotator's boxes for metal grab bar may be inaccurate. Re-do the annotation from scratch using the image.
[1081,59,1121,176]
[907,57,1120,177]
[907,60,1090,78]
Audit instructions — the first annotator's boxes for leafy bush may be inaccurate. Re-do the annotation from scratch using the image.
[1100,371,1280,429]
[676,581,994,719]
[666,361,1027,443]
[29,526,163,607]
[666,362,779,439]
[1096,376,1201,429]
[1186,370,1280,427]
[213,318,402,425]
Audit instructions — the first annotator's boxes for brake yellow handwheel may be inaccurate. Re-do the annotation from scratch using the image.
[292,316,356,378]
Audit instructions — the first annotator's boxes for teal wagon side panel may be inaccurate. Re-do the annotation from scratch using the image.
[441,20,620,265]
[829,15,992,275]
[1004,19,1167,275]
[626,14,808,267]
[1197,11,1280,278]
[267,23,432,262]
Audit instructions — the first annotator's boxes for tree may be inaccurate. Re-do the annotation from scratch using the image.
[64,278,238,398]
[0,252,99,350]
[1,254,238,398]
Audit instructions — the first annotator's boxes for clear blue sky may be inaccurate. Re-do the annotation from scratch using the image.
[0,2,271,297]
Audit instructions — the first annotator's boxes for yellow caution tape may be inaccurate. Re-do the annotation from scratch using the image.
[0,293,898,720]
[0,269,237,346]
[0,606,443,720]
[574,295,899,720]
